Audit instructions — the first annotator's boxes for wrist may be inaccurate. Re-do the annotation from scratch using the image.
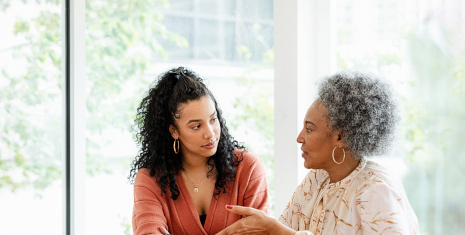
[267,218,296,235]
[266,217,279,231]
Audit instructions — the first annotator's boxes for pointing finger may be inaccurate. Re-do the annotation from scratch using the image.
[225,205,260,217]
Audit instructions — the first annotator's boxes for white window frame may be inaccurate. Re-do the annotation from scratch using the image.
[273,0,336,217]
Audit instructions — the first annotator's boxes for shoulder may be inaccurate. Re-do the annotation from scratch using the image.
[134,168,162,195]
[357,160,401,187]
[352,160,407,199]
[134,168,154,182]
[233,148,266,178]
[351,161,419,232]
[234,148,261,165]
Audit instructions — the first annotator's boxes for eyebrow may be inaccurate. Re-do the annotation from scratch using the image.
[305,121,316,127]
[186,111,217,125]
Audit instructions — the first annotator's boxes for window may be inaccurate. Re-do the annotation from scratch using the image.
[85,0,274,233]
[1,0,273,234]
[160,0,273,63]
[337,0,465,233]
[0,0,64,233]
[8,1,459,233]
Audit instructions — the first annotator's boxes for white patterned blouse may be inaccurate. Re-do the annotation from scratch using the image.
[278,159,419,235]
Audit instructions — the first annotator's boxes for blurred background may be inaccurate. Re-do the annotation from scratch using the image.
[0,0,464,234]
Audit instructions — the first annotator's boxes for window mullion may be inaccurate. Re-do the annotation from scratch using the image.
[63,0,86,234]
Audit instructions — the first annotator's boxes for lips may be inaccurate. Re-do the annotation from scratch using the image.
[202,141,216,149]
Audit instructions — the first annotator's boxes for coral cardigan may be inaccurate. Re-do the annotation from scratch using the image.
[132,150,270,235]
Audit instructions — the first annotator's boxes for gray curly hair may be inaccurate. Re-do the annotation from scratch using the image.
[317,71,399,158]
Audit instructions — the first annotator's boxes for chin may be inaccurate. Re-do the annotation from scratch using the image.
[203,148,218,157]
[303,159,316,169]
[304,163,312,169]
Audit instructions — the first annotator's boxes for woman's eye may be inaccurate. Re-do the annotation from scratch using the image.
[192,125,200,129]
[211,117,218,123]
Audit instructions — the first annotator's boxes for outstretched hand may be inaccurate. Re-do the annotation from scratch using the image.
[216,205,276,235]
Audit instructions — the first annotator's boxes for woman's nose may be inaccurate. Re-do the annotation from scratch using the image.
[204,124,215,139]
[296,129,304,143]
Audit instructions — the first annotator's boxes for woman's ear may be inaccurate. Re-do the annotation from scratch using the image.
[333,130,344,148]
[169,125,178,139]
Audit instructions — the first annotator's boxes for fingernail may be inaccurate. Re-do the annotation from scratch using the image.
[226,205,233,209]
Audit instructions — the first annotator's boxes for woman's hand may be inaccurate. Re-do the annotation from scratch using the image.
[216,205,295,235]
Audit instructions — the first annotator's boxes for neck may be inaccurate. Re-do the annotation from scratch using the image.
[181,156,214,183]
[182,154,209,173]
[326,155,361,183]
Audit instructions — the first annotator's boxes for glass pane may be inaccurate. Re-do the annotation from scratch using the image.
[162,15,194,59]
[223,0,236,17]
[240,0,273,21]
[337,0,465,233]
[169,0,193,12]
[237,22,273,62]
[85,0,274,233]
[198,0,219,15]
[196,19,220,59]
[224,22,236,61]
[0,0,63,234]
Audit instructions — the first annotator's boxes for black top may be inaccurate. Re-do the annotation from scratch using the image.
[199,214,207,226]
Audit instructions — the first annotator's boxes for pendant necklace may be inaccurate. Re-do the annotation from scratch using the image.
[182,170,208,193]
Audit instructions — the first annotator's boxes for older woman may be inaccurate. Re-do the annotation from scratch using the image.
[218,71,419,235]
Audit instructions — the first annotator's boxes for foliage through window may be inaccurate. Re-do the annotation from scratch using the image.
[337,0,465,233]
[0,0,64,233]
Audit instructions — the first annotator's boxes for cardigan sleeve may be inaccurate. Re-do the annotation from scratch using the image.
[241,151,271,215]
[132,169,170,235]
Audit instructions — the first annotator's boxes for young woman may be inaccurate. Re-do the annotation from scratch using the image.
[129,67,269,235]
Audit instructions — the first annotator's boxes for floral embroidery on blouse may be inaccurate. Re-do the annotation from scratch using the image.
[278,159,419,235]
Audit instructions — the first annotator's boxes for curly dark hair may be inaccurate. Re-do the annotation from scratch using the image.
[128,67,244,200]
[317,71,399,158]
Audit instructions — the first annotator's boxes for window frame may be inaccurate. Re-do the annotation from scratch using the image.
[273,0,336,217]
[63,0,86,234]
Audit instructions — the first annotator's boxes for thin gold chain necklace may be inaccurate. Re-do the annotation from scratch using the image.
[182,170,208,193]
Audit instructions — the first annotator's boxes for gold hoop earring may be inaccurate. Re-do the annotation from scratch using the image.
[332,146,345,164]
[173,139,180,154]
